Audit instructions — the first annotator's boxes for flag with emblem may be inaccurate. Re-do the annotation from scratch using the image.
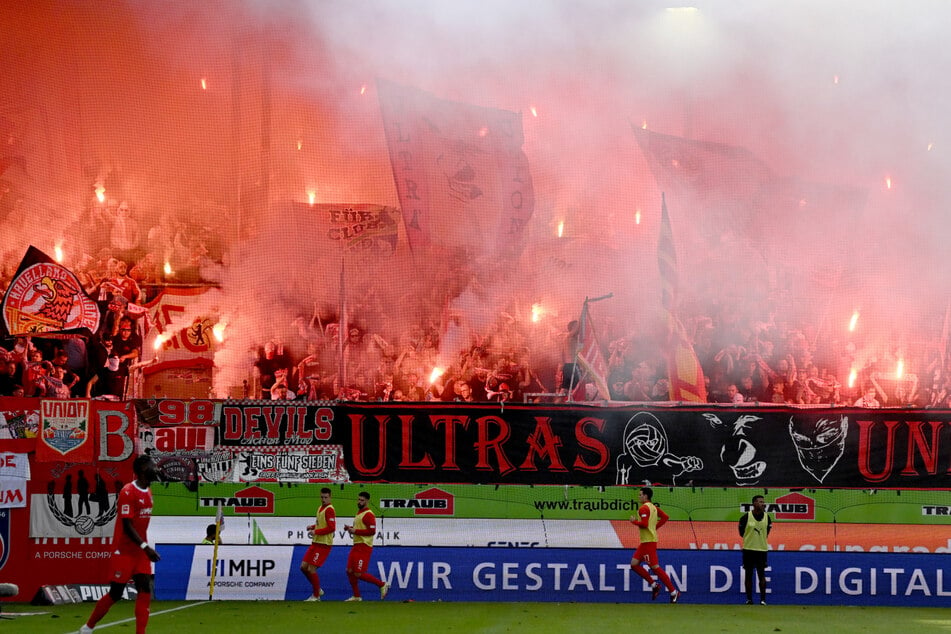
[0,246,101,338]
[377,79,534,259]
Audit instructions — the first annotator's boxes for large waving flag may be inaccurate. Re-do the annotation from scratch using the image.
[657,195,707,402]
[571,302,611,401]
[377,79,534,259]
[633,126,865,250]
[1,246,101,337]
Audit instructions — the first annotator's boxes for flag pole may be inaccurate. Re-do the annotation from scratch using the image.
[566,301,588,402]
[567,293,613,402]
[209,502,224,600]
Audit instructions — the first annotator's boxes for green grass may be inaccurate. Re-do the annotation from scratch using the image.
[4,601,951,634]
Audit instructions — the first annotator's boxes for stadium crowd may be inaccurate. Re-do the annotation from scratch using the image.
[1,192,949,408]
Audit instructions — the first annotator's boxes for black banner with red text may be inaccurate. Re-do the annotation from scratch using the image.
[131,400,951,488]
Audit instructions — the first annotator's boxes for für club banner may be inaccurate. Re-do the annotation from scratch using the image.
[135,400,951,488]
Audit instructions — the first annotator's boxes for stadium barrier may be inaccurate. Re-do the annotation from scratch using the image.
[152,545,951,606]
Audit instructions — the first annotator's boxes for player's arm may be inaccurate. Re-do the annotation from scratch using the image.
[655,506,669,529]
[630,504,649,528]
[738,513,748,537]
[122,518,160,562]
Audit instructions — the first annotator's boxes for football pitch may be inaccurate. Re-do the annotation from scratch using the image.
[3,601,950,634]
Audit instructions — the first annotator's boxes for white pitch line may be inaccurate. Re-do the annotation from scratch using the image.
[66,601,209,633]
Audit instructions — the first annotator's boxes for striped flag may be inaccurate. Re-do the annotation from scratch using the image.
[657,196,707,402]
[571,303,610,401]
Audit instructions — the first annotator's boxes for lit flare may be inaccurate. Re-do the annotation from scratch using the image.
[848,311,859,332]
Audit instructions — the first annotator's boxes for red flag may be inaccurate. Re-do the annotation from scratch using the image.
[0,246,101,337]
[657,197,707,403]
[571,303,610,401]
[377,79,534,258]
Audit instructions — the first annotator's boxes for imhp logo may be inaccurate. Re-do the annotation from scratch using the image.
[379,487,454,516]
[207,558,276,577]
[740,492,815,521]
[199,485,274,514]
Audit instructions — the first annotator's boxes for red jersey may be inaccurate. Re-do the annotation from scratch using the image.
[114,481,153,552]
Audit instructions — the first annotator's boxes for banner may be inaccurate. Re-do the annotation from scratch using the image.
[377,79,534,258]
[0,246,101,337]
[0,452,28,508]
[0,398,39,439]
[153,545,951,606]
[124,400,951,487]
[307,202,399,255]
[37,399,94,463]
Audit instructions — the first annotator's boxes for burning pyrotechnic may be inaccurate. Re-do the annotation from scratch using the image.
[153,333,167,351]
[360,84,367,95]
[895,358,904,380]
[848,368,857,389]
[95,184,105,203]
[530,105,537,117]
[308,191,316,206]
[212,322,226,343]
[848,310,859,332]
[53,242,64,263]
[635,209,641,225]
[429,367,444,384]
[164,261,173,277]
[201,78,207,90]
[557,221,564,238]
[885,175,892,190]
[531,303,544,323]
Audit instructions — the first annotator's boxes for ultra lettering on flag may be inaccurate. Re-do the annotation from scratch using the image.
[656,196,707,403]
[377,79,534,258]
[0,246,101,337]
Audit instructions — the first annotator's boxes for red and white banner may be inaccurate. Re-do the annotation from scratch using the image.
[0,452,28,508]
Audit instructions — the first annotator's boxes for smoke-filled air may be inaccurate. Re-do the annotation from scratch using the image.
[2,0,950,406]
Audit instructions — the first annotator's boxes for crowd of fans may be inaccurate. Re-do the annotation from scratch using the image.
[2,193,951,408]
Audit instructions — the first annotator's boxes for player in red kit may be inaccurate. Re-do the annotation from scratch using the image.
[629,487,680,603]
[343,491,391,601]
[80,455,160,633]
[300,487,335,601]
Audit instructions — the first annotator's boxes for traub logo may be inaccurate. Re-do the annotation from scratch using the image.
[379,487,454,516]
